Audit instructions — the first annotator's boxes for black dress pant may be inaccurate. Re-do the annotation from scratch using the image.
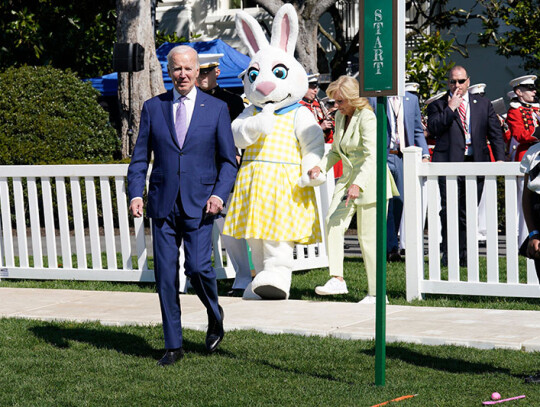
[438,175,484,260]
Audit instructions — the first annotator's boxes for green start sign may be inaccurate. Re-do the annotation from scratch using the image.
[359,0,405,97]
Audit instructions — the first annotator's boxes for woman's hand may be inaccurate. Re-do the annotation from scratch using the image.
[308,166,322,180]
[345,184,360,207]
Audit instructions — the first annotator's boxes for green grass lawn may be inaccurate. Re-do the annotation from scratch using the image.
[2,256,540,311]
[2,257,540,405]
[1,317,540,406]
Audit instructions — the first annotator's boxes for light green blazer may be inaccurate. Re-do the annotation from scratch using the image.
[318,107,398,207]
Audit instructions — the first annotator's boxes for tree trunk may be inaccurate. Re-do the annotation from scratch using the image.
[296,17,319,74]
[116,0,165,158]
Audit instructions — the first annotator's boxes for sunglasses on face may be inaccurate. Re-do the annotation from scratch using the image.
[449,78,468,85]
[308,83,319,89]
[520,84,537,91]
[200,67,216,75]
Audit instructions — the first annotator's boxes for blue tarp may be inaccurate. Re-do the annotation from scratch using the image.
[88,39,249,96]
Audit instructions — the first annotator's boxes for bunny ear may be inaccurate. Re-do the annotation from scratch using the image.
[270,3,299,55]
[235,10,269,57]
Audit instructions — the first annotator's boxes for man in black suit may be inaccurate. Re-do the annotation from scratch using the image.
[427,66,505,266]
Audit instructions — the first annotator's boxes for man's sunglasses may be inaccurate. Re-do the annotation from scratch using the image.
[520,84,537,91]
[308,83,319,89]
[449,78,468,85]
[200,67,216,75]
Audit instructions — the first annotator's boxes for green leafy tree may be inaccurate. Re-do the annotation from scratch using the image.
[477,0,540,71]
[0,0,117,78]
[0,66,120,165]
[406,32,456,103]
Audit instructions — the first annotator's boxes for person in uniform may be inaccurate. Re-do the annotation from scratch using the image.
[506,75,540,246]
[300,73,342,178]
[196,53,253,297]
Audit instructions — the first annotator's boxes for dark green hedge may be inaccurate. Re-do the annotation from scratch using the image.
[0,65,120,165]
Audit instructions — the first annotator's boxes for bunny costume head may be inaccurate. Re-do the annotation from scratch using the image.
[236,4,308,111]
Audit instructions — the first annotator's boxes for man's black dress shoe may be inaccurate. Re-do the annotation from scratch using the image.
[525,373,540,383]
[387,250,403,262]
[157,348,184,367]
[227,289,244,297]
[441,254,467,267]
[441,253,448,267]
[206,305,224,353]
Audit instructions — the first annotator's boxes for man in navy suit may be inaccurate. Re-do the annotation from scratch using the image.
[427,65,504,266]
[127,46,238,366]
[386,89,430,261]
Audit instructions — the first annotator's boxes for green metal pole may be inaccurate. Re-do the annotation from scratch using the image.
[375,96,387,387]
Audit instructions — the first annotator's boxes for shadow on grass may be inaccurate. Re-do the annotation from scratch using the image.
[361,344,512,376]
[29,324,162,360]
[28,323,234,360]
[255,358,355,385]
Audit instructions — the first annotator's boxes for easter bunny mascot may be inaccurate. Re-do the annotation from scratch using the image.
[223,4,326,300]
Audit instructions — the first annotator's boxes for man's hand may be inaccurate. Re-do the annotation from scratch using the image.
[527,237,540,259]
[206,196,223,216]
[345,184,360,207]
[448,91,463,111]
[320,119,333,131]
[130,198,144,218]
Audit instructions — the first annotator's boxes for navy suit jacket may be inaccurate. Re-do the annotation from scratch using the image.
[127,89,238,219]
[368,93,429,155]
[386,92,429,155]
[427,91,504,162]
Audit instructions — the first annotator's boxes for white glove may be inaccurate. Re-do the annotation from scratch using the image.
[297,172,326,187]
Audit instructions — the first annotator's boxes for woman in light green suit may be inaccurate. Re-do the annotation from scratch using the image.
[308,76,398,303]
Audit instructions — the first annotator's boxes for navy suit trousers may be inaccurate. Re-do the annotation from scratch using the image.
[152,194,220,349]
[387,153,404,253]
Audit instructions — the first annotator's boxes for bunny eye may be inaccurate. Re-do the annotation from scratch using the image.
[247,67,260,83]
[272,64,288,80]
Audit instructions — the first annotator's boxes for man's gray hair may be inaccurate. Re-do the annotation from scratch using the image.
[167,45,199,69]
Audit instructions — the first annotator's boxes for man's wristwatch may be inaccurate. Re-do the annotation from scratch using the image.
[529,230,540,239]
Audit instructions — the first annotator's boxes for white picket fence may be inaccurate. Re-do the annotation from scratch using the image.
[403,147,539,301]
[6,148,534,302]
[0,163,334,290]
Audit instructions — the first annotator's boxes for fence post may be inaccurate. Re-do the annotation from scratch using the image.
[403,146,423,301]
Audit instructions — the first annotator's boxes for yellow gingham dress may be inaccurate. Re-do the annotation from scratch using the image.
[223,107,321,244]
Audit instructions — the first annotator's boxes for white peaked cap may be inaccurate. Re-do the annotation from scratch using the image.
[199,53,224,69]
[425,91,446,105]
[307,72,320,83]
[509,75,537,88]
[469,83,486,95]
[405,82,420,92]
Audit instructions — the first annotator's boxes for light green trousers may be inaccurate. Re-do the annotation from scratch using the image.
[326,200,386,296]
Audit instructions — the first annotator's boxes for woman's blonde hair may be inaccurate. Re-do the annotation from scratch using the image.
[326,75,373,111]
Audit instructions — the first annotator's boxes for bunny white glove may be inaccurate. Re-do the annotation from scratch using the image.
[232,104,277,149]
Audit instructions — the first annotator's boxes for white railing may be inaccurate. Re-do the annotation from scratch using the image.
[0,163,334,290]
[403,147,539,301]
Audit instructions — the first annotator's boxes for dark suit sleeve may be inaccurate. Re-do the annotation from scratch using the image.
[211,103,238,203]
[486,101,505,161]
[427,97,457,140]
[127,101,152,201]
[229,95,245,122]
[410,94,429,155]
